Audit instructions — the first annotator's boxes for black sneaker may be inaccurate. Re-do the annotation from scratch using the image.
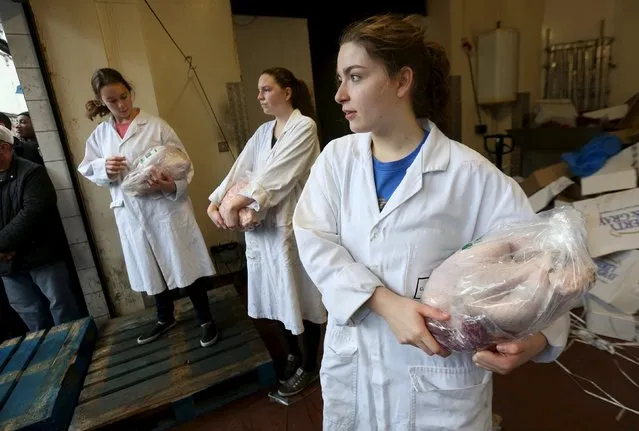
[277,368,319,397]
[200,321,219,347]
[137,320,176,345]
[279,354,301,384]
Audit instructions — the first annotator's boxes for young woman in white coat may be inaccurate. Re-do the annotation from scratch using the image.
[78,68,219,347]
[208,67,326,396]
[293,15,570,430]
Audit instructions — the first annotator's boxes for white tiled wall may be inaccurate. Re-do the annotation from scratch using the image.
[1,2,29,35]
[62,216,89,245]
[19,67,47,101]
[0,2,110,324]
[76,267,102,295]
[36,131,65,162]
[57,189,81,218]
[45,160,73,190]
[26,100,57,132]
[5,34,39,68]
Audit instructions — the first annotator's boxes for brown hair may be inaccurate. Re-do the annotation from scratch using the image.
[85,68,133,120]
[261,67,316,121]
[340,14,450,128]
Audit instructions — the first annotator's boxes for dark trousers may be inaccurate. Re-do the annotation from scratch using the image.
[279,320,322,372]
[154,277,213,325]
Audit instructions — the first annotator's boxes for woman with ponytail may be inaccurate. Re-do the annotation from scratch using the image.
[78,68,219,348]
[293,15,569,430]
[208,67,326,396]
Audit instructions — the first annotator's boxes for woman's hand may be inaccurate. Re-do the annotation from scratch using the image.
[241,209,261,230]
[207,203,228,229]
[105,156,127,179]
[147,169,176,194]
[472,333,548,374]
[219,203,240,229]
[369,286,451,356]
[219,195,255,230]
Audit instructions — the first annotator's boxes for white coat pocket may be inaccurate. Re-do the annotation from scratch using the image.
[109,200,124,209]
[408,365,492,431]
[321,326,358,430]
[402,228,459,300]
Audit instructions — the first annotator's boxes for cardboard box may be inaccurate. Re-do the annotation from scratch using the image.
[528,176,574,213]
[586,296,638,342]
[572,188,639,257]
[591,250,639,314]
[583,104,629,121]
[581,142,638,196]
[617,93,639,130]
[555,183,583,205]
[518,162,571,197]
[608,93,639,144]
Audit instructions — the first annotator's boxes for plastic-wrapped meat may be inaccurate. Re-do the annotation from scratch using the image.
[422,206,597,352]
[219,181,260,231]
[121,145,191,196]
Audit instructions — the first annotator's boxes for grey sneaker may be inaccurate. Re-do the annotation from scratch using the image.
[137,320,176,345]
[279,354,301,384]
[277,368,319,397]
[200,321,219,347]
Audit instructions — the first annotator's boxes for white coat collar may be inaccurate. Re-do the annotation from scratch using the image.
[269,108,303,136]
[352,119,452,222]
[108,109,149,145]
[107,108,150,127]
[284,108,303,131]
[418,120,450,173]
[355,119,451,173]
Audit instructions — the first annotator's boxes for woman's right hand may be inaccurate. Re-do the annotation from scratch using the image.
[207,203,228,229]
[368,286,451,357]
[105,156,127,178]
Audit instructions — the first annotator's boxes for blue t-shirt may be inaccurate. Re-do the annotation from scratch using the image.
[373,131,428,211]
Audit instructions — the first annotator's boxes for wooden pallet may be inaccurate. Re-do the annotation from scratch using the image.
[0,317,97,430]
[70,285,276,430]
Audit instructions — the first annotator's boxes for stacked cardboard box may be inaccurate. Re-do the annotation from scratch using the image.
[517,142,639,341]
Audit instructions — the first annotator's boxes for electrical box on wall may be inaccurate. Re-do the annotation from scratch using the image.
[477,26,519,105]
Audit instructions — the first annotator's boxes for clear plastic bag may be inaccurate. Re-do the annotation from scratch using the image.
[421,206,597,352]
[121,144,191,196]
[219,173,261,232]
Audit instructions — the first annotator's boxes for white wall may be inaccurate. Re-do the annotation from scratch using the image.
[140,0,242,250]
[233,15,315,134]
[543,0,639,105]
[428,0,545,157]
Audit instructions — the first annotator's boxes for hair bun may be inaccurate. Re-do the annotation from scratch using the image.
[402,14,427,35]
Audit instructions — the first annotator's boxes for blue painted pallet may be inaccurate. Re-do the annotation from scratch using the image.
[71,285,276,431]
[0,317,97,430]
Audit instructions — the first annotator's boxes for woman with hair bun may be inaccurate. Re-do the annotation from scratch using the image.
[293,15,569,430]
[208,67,326,397]
[78,68,219,348]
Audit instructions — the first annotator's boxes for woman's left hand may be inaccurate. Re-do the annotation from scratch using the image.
[147,169,176,194]
[220,195,255,230]
[220,204,240,229]
[472,333,547,375]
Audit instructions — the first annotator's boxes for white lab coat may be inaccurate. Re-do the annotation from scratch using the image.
[78,110,215,295]
[293,122,570,430]
[209,109,326,334]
